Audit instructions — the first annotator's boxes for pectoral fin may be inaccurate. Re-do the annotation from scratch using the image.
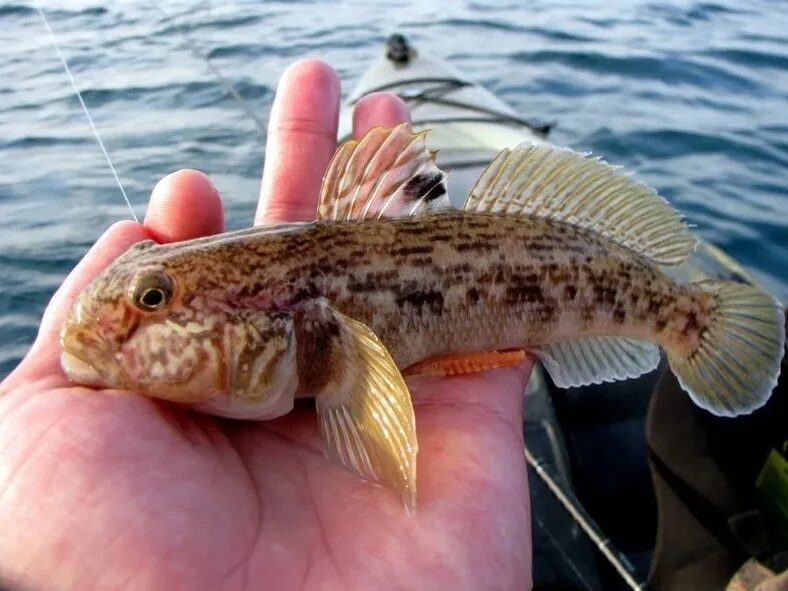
[296,304,418,509]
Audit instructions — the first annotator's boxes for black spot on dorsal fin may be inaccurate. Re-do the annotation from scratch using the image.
[402,171,446,203]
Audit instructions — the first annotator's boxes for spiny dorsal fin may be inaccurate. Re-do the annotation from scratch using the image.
[463,144,698,265]
[318,123,450,221]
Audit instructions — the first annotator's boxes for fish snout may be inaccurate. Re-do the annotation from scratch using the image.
[60,318,127,389]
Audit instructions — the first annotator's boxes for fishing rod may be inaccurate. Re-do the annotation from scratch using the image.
[524,445,652,591]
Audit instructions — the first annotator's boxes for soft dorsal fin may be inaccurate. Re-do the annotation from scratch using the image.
[318,123,450,221]
[463,144,697,265]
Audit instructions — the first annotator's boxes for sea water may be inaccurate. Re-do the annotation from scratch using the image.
[0,0,786,376]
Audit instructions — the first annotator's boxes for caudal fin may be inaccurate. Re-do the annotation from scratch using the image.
[667,280,785,417]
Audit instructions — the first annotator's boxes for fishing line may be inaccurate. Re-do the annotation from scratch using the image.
[151,2,268,135]
[36,5,138,223]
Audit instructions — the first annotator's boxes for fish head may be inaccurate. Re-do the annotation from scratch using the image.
[60,240,229,403]
[61,239,301,417]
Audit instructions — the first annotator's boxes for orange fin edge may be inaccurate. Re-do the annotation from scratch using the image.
[403,349,527,378]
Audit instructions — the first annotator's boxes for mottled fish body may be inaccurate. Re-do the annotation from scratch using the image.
[118,212,706,370]
[61,124,785,509]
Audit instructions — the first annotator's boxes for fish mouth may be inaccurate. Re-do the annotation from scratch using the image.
[60,350,108,387]
[60,323,126,389]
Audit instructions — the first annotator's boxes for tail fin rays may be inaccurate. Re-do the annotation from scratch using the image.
[667,280,784,417]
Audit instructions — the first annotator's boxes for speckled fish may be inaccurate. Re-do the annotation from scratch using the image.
[60,124,785,509]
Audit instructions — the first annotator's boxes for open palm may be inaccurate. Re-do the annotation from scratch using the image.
[0,61,533,591]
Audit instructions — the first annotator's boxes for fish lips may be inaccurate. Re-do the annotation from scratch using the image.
[60,323,127,389]
[61,350,109,387]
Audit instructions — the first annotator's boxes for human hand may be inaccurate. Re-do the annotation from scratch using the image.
[0,61,533,591]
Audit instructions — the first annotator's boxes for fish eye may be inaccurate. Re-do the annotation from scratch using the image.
[129,269,174,312]
[140,287,165,308]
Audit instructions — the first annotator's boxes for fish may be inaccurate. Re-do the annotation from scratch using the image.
[60,123,785,509]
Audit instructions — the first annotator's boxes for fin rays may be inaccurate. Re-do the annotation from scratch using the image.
[464,144,698,265]
[309,307,418,510]
[318,123,450,222]
[667,281,784,416]
[536,336,661,389]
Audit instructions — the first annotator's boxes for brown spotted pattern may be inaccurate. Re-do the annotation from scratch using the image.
[63,210,716,399]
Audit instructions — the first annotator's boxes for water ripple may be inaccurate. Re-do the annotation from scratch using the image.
[1,0,786,380]
[512,50,762,94]
[699,47,788,70]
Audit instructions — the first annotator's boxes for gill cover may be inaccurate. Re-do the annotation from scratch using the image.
[193,310,299,419]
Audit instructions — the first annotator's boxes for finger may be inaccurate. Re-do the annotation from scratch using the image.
[352,92,410,138]
[410,356,535,420]
[3,222,150,387]
[256,59,340,225]
[144,169,224,243]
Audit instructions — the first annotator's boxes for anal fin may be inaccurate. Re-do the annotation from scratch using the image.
[535,336,660,388]
[404,349,527,378]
